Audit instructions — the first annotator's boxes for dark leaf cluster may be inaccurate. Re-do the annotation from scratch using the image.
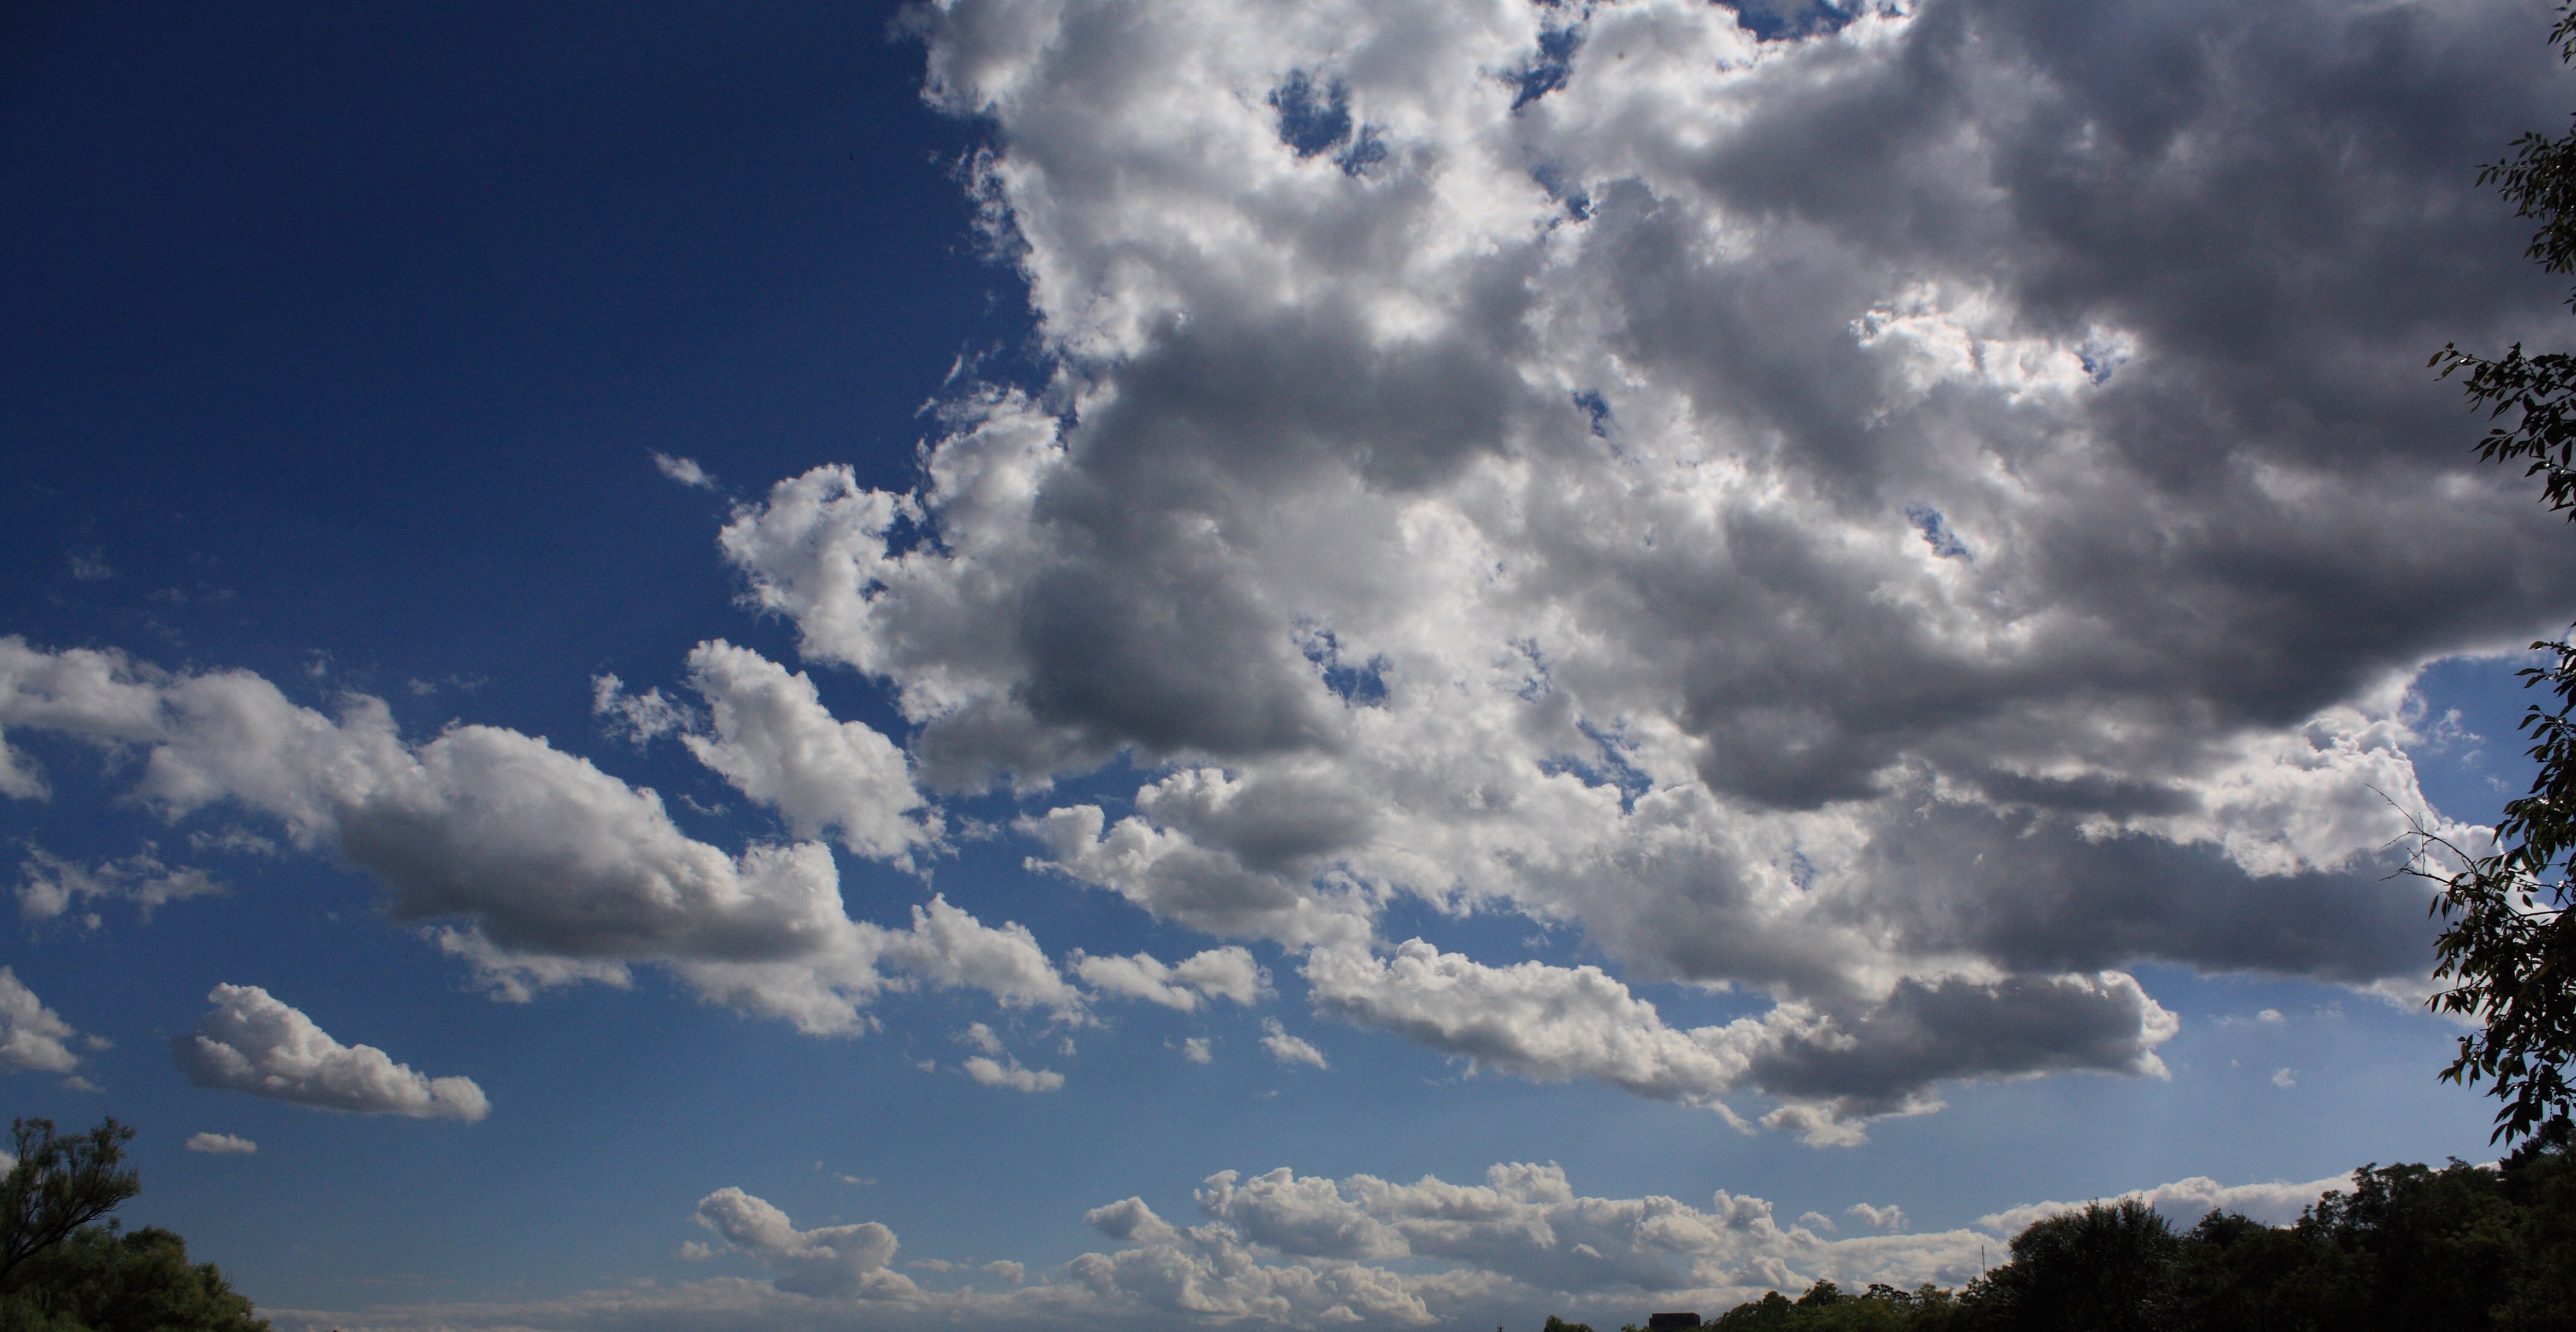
[2423,0,2576,1154]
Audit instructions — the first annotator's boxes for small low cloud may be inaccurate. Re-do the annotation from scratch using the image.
[18,845,223,923]
[1260,1018,1327,1070]
[185,1132,256,1155]
[1848,1202,1905,1232]
[0,968,85,1075]
[962,1055,1064,1093]
[1182,1037,1212,1064]
[652,452,715,489]
[2272,1067,2298,1088]
[172,984,489,1121]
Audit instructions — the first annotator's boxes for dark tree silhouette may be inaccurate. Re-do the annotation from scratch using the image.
[0,1121,136,1286]
[2424,0,2576,1154]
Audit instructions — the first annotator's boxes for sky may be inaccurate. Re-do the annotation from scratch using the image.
[4,0,2575,1327]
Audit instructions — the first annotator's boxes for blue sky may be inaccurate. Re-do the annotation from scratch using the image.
[4,2,2573,1329]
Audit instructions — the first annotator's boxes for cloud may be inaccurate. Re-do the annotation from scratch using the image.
[962,1055,1065,1093]
[1846,1203,1904,1233]
[0,968,84,1075]
[171,984,490,1120]
[24,0,2575,1140]
[653,452,715,489]
[1304,939,2176,1141]
[663,0,2576,1133]
[17,845,223,923]
[0,637,1080,1038]
[952,1017,1073,1090]
[1074,945,1270,1011]
[679,641,938,865]
[1978,1170,2355,1234]
[695,1187,915,1299]
[185,1132,257,1155]
[1260,1018,1328,1070]
[279,1159,2359,1332]
[1182,1037,1212,1064]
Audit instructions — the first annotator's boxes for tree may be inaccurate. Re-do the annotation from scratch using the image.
[0,1122,136,1286]
[1974,1200,2178,1332]
[2425,0,2576,1154]
[0,1228,267,1332]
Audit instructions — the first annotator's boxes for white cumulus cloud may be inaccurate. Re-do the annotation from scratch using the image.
[185,1132,256,1155]
[0,968,84,1075]
[1075,945,1270,1011]
[0,637,1082,1038]
[1260,1018,1328,1070]
[171,984,489,1120]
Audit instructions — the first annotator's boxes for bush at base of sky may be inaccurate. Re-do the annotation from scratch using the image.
[0,1227,267,1332]
[1545,1146,2576,1332]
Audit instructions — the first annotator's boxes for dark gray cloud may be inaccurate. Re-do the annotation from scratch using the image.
[726,0,2576,1134]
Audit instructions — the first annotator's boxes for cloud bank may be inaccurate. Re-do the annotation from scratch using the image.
[268,1158,2364,1332]
[0,636,1081,1038]
[15,0,2576,1141]
[695,0,2576,1135]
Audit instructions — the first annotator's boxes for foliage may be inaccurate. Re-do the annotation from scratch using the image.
[1682,1149,2576,1332]
[1695,1278,1965,1331]
[0,1229,267,1332]
[2422,1,2576,1154]
[0,1122,136,1287]
[0,1117,267,1332]
[1975,1199,2178,1332]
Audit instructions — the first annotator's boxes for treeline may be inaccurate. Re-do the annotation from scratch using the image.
[1547,1146,2576,1332]
[0,1120,265,1332]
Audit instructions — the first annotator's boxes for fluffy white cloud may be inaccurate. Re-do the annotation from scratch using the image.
[171,984,490,1121]
[185,1132,257,1155]
[679,640,938,864]
[1978,1170,2357,1233]
[1074,945,1269,1011]
[963,1055,1066,1093]
[17,845,222,923]
[690,0,2573,1134]
[0,968,84,1075]
[1259,1018,1328,1070]
[654,452,715,490]
[1846,1204,1904,1233]
[696,1187,916,1299]
[0,637,1081,1038]
[955,1021,1066,1090]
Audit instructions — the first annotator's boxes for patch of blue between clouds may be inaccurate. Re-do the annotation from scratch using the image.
[1299,625,1390,707]
[1267,71,1389,177]
[2077,338,2127,385]
[1906,502,1972,560]
[1532,162,1594,221]
[1509,27,1583,110]
[1539,719,1653,813]
[1712,0,1866,43]
[1572,389,1612,438]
